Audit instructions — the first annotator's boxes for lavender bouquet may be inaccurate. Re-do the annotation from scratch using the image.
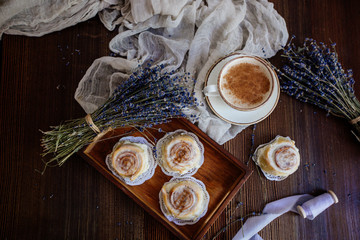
[275,37,360,142]
[40,63,197,172]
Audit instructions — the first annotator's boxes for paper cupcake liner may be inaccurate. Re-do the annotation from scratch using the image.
[252,135,292,181]
[156,129,204,177]
[106,136,157,186]
[159,176,210,225]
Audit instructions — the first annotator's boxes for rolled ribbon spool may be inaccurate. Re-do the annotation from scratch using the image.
[297,190,338,220]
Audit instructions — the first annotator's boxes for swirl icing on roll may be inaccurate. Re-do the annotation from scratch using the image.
[165,135,200,172]
[160,178,209,222]
[161,134,202,175]
[111,141,150,181]
[255,136,300,178]
[274,146,298,170]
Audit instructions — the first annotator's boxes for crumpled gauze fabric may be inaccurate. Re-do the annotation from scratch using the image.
[76,0,288,145]
[1,0,288,145]
[0,0,110,37]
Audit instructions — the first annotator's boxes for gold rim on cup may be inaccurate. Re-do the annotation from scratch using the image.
[216,55,275,112]
[204,53,280,125]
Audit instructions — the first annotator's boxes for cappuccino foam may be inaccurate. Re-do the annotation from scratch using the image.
[220,62,271,109]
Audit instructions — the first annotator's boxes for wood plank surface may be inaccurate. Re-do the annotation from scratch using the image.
[1,1,360,239]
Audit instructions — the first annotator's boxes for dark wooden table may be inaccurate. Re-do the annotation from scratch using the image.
[1,0,360,239]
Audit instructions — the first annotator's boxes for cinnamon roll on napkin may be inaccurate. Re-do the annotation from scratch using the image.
[156,130,204,177]
[106,136,156,185]
[253,135,300,181]
[159,177,209,225]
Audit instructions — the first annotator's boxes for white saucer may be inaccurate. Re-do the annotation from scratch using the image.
[204,53,280,125]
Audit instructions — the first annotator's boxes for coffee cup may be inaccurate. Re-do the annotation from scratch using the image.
[203,56,275,111]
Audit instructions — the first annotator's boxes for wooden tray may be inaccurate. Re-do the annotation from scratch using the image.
[79,118,252,240]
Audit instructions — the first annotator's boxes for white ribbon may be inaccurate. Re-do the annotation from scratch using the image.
[233,192,338,240]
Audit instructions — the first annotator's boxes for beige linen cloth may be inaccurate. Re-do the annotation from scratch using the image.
[0,0,288,144]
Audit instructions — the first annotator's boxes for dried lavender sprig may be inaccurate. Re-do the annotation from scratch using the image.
[275,36,360,141]
[211,212,262,240]
[40,63,198,173]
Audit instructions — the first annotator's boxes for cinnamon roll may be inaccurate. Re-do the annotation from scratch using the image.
[106,136,156,185]
[253,135,300,181]
[156,130,204,177]
[159,177,209,225]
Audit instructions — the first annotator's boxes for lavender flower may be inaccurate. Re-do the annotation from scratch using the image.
[40,63,198,172]
[274,36,360,142]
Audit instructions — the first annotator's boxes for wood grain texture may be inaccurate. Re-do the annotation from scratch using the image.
[1,1,360,239]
